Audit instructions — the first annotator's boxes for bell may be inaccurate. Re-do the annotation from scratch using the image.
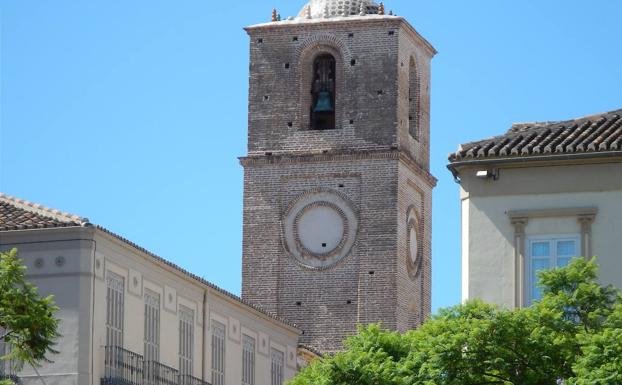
[313,91,334,112]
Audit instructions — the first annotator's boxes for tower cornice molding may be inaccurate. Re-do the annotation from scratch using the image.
[239,149,437,186]
[245,16,436,57]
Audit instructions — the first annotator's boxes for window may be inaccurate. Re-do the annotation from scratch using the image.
[242,335,255,385]
[310,54,336,130]
[106,272,124,348]
[271,348,284,385]
[144,290,160,363]
[408,56,420,140]
[211,321,226,385]
[526,235,579,305]
[179,306,194,378]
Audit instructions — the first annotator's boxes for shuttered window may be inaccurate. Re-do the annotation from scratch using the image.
[179,306,194,378]
[144,289,160,363]
[242,335,255,385]
[211,321,226,385]
[106,272,124,349]
[271,349,284,385]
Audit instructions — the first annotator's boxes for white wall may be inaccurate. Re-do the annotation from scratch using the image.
[0,226,300,385]
[459,162,622,308]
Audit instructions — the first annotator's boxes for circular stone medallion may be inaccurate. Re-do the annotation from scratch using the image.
[283,189,358,269]
[296,203,345,254]
[407,216,421,279]
[409,226,418,266]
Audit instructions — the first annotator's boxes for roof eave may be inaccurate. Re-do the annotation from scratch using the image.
[447,150,622,176]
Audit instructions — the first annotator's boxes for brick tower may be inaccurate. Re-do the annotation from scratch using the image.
[240,0,436,353]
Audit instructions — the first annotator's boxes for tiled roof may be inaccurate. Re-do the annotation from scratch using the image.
[449,108,622,162]
[0,193,89,231]
[0,193,299,331]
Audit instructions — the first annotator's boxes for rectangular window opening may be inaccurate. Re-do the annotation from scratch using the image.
[144,289,160,364]
[179,306,195,379]
[242,335,256,385]
[211,321,226,385]
[271,349,284,385]
[106,272,124,350]
[525,235,579,306]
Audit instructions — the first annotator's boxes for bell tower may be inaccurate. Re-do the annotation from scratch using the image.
[240,0,436,353]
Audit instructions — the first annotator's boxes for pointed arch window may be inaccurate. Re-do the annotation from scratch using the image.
[310,54,336,130]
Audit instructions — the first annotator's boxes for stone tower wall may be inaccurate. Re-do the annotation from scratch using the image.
[396,160,434,331]
[241,153,400,352]
[246,18,433,156]
[241,15,436,353]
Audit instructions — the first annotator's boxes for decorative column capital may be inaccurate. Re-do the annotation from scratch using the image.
[510,217,529,235]
[577,214,596,233]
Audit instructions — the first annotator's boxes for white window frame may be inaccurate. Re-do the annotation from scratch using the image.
[242,334,255,385]
[525,234,580,306]
[144,289,160,363]
[211,321,226,385]
[271,348,284,385]
[106,272,125,349]
[178,305,194,378]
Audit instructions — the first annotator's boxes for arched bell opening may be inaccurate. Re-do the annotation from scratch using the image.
[310,54,336,130]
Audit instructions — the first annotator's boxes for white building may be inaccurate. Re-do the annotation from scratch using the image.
[448,109,622,308]
[0,193,303,385]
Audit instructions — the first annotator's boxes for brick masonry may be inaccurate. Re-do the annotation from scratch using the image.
[240,15,436,353]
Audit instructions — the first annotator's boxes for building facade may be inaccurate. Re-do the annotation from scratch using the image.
[0,194,301,385]
[241,0,436,353]
[448,109,622,308]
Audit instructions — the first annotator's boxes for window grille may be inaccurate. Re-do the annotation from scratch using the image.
[211,321,226,385]
[179,305,195,378]
[242,335,255,385]
[106,272,124,349]
[144,289,160,363]
[271,349,284,385]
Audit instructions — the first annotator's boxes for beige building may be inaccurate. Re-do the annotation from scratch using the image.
[448,109,622,308]
[0,193,302,385]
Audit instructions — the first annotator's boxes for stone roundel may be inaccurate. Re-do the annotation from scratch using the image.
[283,189,358,269]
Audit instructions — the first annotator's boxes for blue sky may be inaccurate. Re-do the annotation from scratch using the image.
[1,0,621,312]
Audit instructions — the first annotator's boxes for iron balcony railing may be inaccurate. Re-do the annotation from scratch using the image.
[0,354,19,384]
[144,361,177,385]
[102,346,210,385]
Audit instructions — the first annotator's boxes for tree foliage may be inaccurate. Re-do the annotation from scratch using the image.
[291,258,621,385]
[0,248,60,383]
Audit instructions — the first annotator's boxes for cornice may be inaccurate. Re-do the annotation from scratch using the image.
[245,16,436,56]
[239,149,437,186]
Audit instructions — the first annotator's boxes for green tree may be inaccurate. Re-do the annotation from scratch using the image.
[291,258,621,385]
[1,248,60,385]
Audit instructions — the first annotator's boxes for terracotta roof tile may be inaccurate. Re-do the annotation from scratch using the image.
[449,108,622,162]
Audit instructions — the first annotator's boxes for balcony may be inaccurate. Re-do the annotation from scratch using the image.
[102,346,210,385]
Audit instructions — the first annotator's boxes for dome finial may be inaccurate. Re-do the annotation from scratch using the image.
[378,2,385,15]
[305,5,312,19]
[299,1,383,19]
[271,8,278,22]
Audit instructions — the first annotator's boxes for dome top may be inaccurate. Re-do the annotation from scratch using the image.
[298,0,382,19]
